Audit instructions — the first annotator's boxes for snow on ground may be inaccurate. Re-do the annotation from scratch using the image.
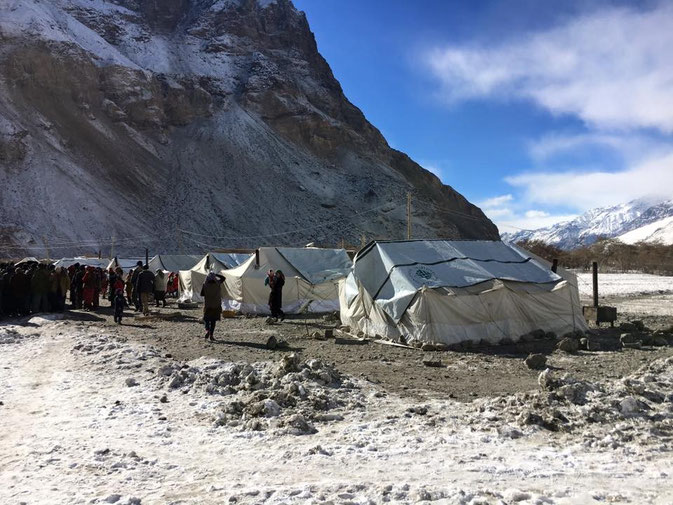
[577,272,673,298]
[1,319,673,504]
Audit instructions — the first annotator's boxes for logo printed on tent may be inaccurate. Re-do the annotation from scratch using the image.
[413,267,436,284]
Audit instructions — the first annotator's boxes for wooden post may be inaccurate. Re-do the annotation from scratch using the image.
[406,192,412,240]
[255,249,260,268]
[145,248,149,268]
[592,261,599,308]
[551,258,558,273]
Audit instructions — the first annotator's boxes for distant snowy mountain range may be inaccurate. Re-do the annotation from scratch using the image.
[502,198,673,249]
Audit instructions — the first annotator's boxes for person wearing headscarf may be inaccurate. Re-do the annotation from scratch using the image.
[82,266,97,311]
[200,272,225,341]
[125,269,134,306]
[153,269,168,307]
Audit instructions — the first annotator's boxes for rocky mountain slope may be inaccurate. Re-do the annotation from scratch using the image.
[0,0,498,257]
[503,198,673,249]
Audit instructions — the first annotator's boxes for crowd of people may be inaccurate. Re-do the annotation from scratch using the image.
[0,260,180,323]
[1,260,286,343]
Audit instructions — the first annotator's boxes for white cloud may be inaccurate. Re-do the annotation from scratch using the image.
[484,207,513,218]
[478,194,513,208]
[426,3,673,133]
[484,208,576,232]
[506,151,673,210]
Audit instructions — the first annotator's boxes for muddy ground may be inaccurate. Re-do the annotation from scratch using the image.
[35,292,673,402]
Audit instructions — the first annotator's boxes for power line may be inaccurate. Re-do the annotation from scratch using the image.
[178,201,404,241]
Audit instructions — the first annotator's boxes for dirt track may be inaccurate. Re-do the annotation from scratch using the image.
[47,292,673,402]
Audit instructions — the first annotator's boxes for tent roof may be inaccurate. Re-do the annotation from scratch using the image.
[210,252,251,270]
[353,240,562,322]
[149,254,201,272]
[54,257,111,269]
[15,257,41,265]
[107,257,145,271]
[274,247,352,284]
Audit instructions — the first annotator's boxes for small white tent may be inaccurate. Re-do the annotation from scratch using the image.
[340,240,588,345]
[221,247,352,314]
[178,252,251,303]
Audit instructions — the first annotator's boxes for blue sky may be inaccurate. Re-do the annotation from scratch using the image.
[292,0,673,233]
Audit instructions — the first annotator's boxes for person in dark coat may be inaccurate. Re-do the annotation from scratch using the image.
[135,265,155,316]
[30,264,50,313]
[270,270,285,321]
[113,287,126,324]
[71,264,84,309]
[130,261,143,311]
[12,267,31,316]
[1,266,15,317]
[107,268,117,304]
[200,272,225,341]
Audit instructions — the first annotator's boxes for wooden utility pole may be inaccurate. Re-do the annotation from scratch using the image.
[592,261,599,308]
[406,192,412,240]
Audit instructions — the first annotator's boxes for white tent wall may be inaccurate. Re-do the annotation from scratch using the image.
[177,253,250,303]
[178,255,225,303]
[340,240,589,345]
[221,247,349,315]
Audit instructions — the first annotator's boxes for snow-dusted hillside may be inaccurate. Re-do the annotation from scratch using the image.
[618,215,673,245]
[503,198,673,249]
[0,0,498,257]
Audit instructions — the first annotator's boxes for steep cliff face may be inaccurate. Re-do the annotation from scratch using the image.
[0,0,498,256]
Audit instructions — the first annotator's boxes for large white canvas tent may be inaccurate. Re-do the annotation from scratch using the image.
[221,247,352,314]
[148,254,201,273]
[178,252,251,303]
[339,240,588,345]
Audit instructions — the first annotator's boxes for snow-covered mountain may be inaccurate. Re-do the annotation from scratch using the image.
[0,0,498,257]
[502,198,673,249]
